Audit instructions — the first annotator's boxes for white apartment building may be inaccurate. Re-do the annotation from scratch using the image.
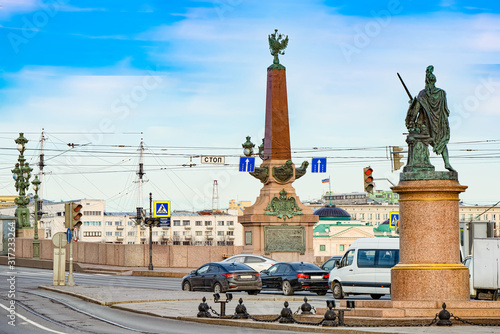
[0,199,243,246]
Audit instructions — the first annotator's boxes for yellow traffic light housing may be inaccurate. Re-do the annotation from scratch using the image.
[64,202,83,229]
[363,167,374,193]
[392,146,404,171]
[72,203,83,228]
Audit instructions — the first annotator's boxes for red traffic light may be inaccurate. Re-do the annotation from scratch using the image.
[364,168,373,176]
[365,176,373,182]
[73,204,83,212]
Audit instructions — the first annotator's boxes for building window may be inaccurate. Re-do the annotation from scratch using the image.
[128,232,135,236]
[128,221,134,226]
[173,220,181,226]
[320,245,326,252]
[183,231,190,236]
[226,231,234,236]
[106,232,113,236]
[195,241,203,246]
[351,214,356,219]
[368,213,372,219]
[205,221,212,226]
[217,221,224,226]
[205,231,212,236]
[360,213,364,219]
[217,231,224,236]
[204,241,212,246]
[468,214,473,220]
[153,231,159,236]
[340,245,345,252]
[173,231,180,236]
[183,220,190,226]
[105,221,112,226]
[115,231,122,236]
[195,221,202,226]
[227,221,234,226]
[195,231,202,236]
[115,221,122,226]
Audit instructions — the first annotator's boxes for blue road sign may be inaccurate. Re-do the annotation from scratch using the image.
[66,228,72,243]
[239,156,255,172]
[390,212,399,229]
[159,217,171,227]
[154,201,171,218]
[311,158,327,173]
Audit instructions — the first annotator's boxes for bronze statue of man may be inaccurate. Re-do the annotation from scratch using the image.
[405,65,454,171]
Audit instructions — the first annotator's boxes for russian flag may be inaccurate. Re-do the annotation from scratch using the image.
[322,178,330,183]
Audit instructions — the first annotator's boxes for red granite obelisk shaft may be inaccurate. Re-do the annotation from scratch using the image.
[264,69,291,161]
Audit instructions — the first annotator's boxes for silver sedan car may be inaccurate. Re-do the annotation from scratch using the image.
[221,254,277,272]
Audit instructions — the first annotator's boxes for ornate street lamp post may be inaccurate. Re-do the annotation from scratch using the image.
[32,175,41,259]
[12,133,33,231]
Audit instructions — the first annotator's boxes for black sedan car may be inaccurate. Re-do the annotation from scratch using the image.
[181,262,262,295]
[260,262,329,296]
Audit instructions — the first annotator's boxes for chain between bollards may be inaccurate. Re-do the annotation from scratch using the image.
[196,297,500,328]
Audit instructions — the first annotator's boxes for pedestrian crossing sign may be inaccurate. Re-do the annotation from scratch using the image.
[389,212,399,229]
[153,201,171,217]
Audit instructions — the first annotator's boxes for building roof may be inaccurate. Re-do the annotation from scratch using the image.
[314,205,351,219]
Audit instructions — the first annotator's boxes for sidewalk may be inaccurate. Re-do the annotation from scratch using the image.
[39,285,500,334]
[76,262,196,277]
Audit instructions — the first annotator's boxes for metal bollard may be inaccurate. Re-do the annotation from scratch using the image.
[197,297,211,318]
[322,300,338,327]
[437,303,452,326]
[234,298,248,319]
[299,297,313,315]
[279,301,294,323]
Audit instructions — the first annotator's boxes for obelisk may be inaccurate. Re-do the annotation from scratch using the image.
[239,30,318,262]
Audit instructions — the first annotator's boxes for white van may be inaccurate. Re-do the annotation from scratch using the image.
[328,237,399,300]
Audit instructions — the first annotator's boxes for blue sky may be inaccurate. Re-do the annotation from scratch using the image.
[1,0,500,212]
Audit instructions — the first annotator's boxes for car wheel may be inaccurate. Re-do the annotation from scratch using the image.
[370,294,383,300]
[332,281,343,299]
[182,281,191,291]
[316,290,328,296]
[213,282,223,294]
[282,281,294,296]
[247,290,259,295]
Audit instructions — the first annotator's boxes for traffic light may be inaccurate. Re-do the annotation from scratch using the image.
[363,167,374,193]
[72,203,83,229]
[65,202,83,228]
[392,146,404,171]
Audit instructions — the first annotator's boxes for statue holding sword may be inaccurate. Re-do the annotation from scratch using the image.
[398,66,455,172]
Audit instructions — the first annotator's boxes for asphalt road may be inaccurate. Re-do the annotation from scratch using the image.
[0,266,311,334]
[0,265,387,301]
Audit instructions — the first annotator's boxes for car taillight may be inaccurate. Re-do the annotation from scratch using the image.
[323,274,329,279]
[254,273,260,277]
[223,274,238,278]
[296,273,309,279]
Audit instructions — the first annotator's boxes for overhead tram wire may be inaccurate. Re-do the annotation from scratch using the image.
[145,143,201,207]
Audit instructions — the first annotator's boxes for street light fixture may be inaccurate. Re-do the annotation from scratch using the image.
[12,133,32,230]
[32,175,41,259]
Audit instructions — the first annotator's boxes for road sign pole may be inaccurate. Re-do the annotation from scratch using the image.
[149,192,154,271]
[66,203,76,286]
